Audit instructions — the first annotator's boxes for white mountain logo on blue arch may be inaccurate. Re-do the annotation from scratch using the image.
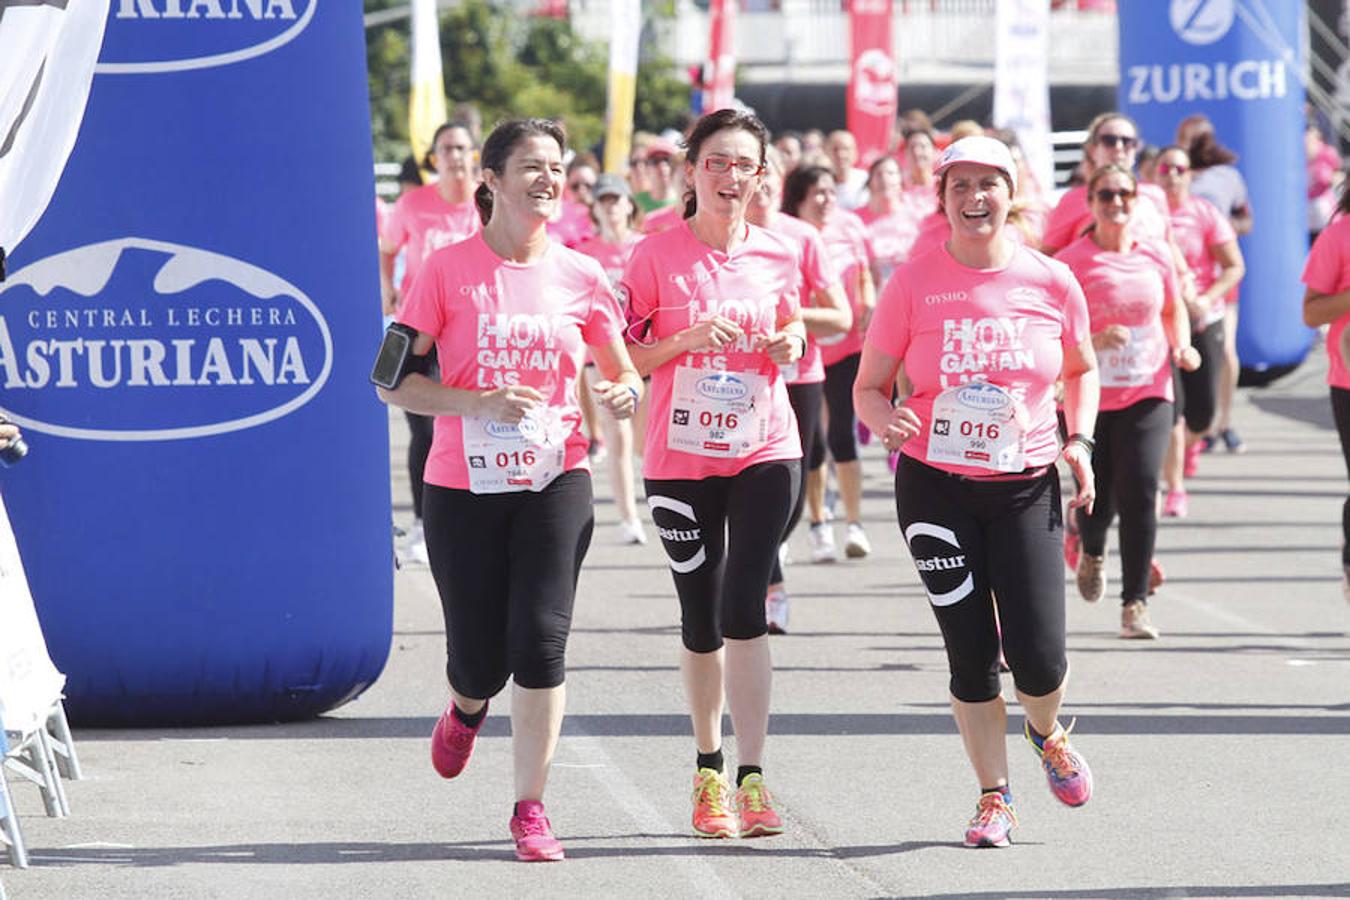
[97,0,315,74]
[0,237,333,441]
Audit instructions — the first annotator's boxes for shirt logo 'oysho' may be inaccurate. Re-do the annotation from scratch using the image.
[0,237,333,441]
[98,0,316,74]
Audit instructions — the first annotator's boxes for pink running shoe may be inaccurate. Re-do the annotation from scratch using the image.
[1162,489,1188,518]
[887,450,899,473]
[430,700,487,779]
[963,791,1017,848]
[1027,719,1093,807]
[1183,441,1202,478]
[1063,528,1081,572]
[735,773,784,838]
[1148,558,1165,595]
[510,800,565,861]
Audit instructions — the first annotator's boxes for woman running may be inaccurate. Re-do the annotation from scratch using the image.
[783,164,877,562]
[1153,146,1245,517]
[575,174,649,545]
[621,108,807,839]
[379,123,482,565]
[378,118,641,862]
[854,136,1099,848]
[1301,182,1350,602]
[747,148,852,633]
[1058,164,1199,639]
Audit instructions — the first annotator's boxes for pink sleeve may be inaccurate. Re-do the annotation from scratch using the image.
[1042,192,1085,253]
[1202,199,1237,247]
[1303,227,1345,294]
[777,253,804,325]
[802,230,838,292]
[619,245,660,343]
[864,271,912,359]
[381,194,412,250]
[397,256,448,339]
[1060,270,1091,351]
[582,270,625,346]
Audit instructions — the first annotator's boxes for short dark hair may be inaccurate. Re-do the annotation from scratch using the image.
[780,165,833,217]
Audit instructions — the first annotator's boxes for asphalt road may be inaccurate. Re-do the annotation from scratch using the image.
[4,355,1349,899]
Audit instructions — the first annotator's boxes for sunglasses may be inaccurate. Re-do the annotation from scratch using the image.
[1094,188,1136,203]
[704,156,764,177]
[1157,163,1189,175]
[1095,134,1139,150]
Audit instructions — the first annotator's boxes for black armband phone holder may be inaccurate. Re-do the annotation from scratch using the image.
[370,322,427,389]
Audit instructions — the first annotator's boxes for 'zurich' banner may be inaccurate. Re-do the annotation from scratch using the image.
[0,1,393,725]
[1120,0,1314,371]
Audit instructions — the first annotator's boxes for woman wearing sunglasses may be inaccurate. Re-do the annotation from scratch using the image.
[1042,113,1172,256]
[855,136,1099,848]
[620,109,807,840]
[1153,146,1246,518]
[1057,164,1198,639]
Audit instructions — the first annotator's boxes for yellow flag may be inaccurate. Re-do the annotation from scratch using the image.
[409,0,448,165]
[603,0,642,174]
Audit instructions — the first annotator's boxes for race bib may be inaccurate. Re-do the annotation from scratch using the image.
[667,366,771,458]
[462,405,568,494]
[927,382,1027,473]
[1099,324,1164,388]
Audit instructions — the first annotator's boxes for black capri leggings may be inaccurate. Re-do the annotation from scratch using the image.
[821,352,861,465]
[771,382,824,584]
[1333,387,1350,566]
[406,412,434,519]
[423,470,594,698]
[647,460,800,652]
[895,455,1067,703]
[1077,397,1173,604]
[1179,320,1225,435]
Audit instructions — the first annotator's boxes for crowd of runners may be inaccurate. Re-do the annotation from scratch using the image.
[370,102,1347,861]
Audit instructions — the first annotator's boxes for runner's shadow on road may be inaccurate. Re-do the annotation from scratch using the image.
[913,885,1350,899]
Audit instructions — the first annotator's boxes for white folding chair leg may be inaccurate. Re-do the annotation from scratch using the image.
[33,730,68,818]
[45,702,82,781]
[0,765,27,869]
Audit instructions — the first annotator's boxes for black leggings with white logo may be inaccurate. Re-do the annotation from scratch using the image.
[1076,397,1173,603]
[646,460,800,652]
[895,455,1067,703]
[422,470,594,698]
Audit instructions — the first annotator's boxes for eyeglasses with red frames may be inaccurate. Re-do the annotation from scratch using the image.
[1157,163,1189,175]
[1093,188,1137,203]
[703,156,765,177]
[1095,134,1139,150]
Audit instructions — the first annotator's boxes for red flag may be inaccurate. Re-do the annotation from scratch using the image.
[847,0,895,166]
[704,0,737,113]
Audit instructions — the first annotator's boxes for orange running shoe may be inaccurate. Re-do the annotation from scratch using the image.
[690,768,737,838]
[735,773,784,838]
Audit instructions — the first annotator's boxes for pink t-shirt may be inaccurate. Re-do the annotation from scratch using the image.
[859,205,925,287]
[574,233,644,289]
[765,212,837,384]
[642,204,685,235]
[865,243,1090,476]
[816,210,872,367]
[1057,235,1177,411]
[621,221,804,480]
[1301,215,1350,390]
[381,184,482,296]
[908,210,1032,264]
[398,233,626,491]
[547,201,596,248]
[1043,183,1171,254]
[1166,194,1237,322]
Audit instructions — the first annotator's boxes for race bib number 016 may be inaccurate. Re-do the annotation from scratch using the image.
[1099,324,1164,388]
[667,366,770,459]
[927,382,1026,473]
[462,406,568,494]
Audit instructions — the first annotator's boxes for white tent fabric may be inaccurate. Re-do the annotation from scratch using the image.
[0,0,109,272]
[0,494,65,737]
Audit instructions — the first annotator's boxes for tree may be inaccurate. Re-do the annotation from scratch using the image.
[364,0,692,163]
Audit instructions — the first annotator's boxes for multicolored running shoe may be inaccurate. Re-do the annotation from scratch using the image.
[1027,719,1093,807]
[963,791,1018,848]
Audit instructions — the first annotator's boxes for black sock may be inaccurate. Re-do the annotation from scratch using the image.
[452,703,486,729]
[981,784,1011,800]
[736,765,762,787]
[696,749,724,773]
